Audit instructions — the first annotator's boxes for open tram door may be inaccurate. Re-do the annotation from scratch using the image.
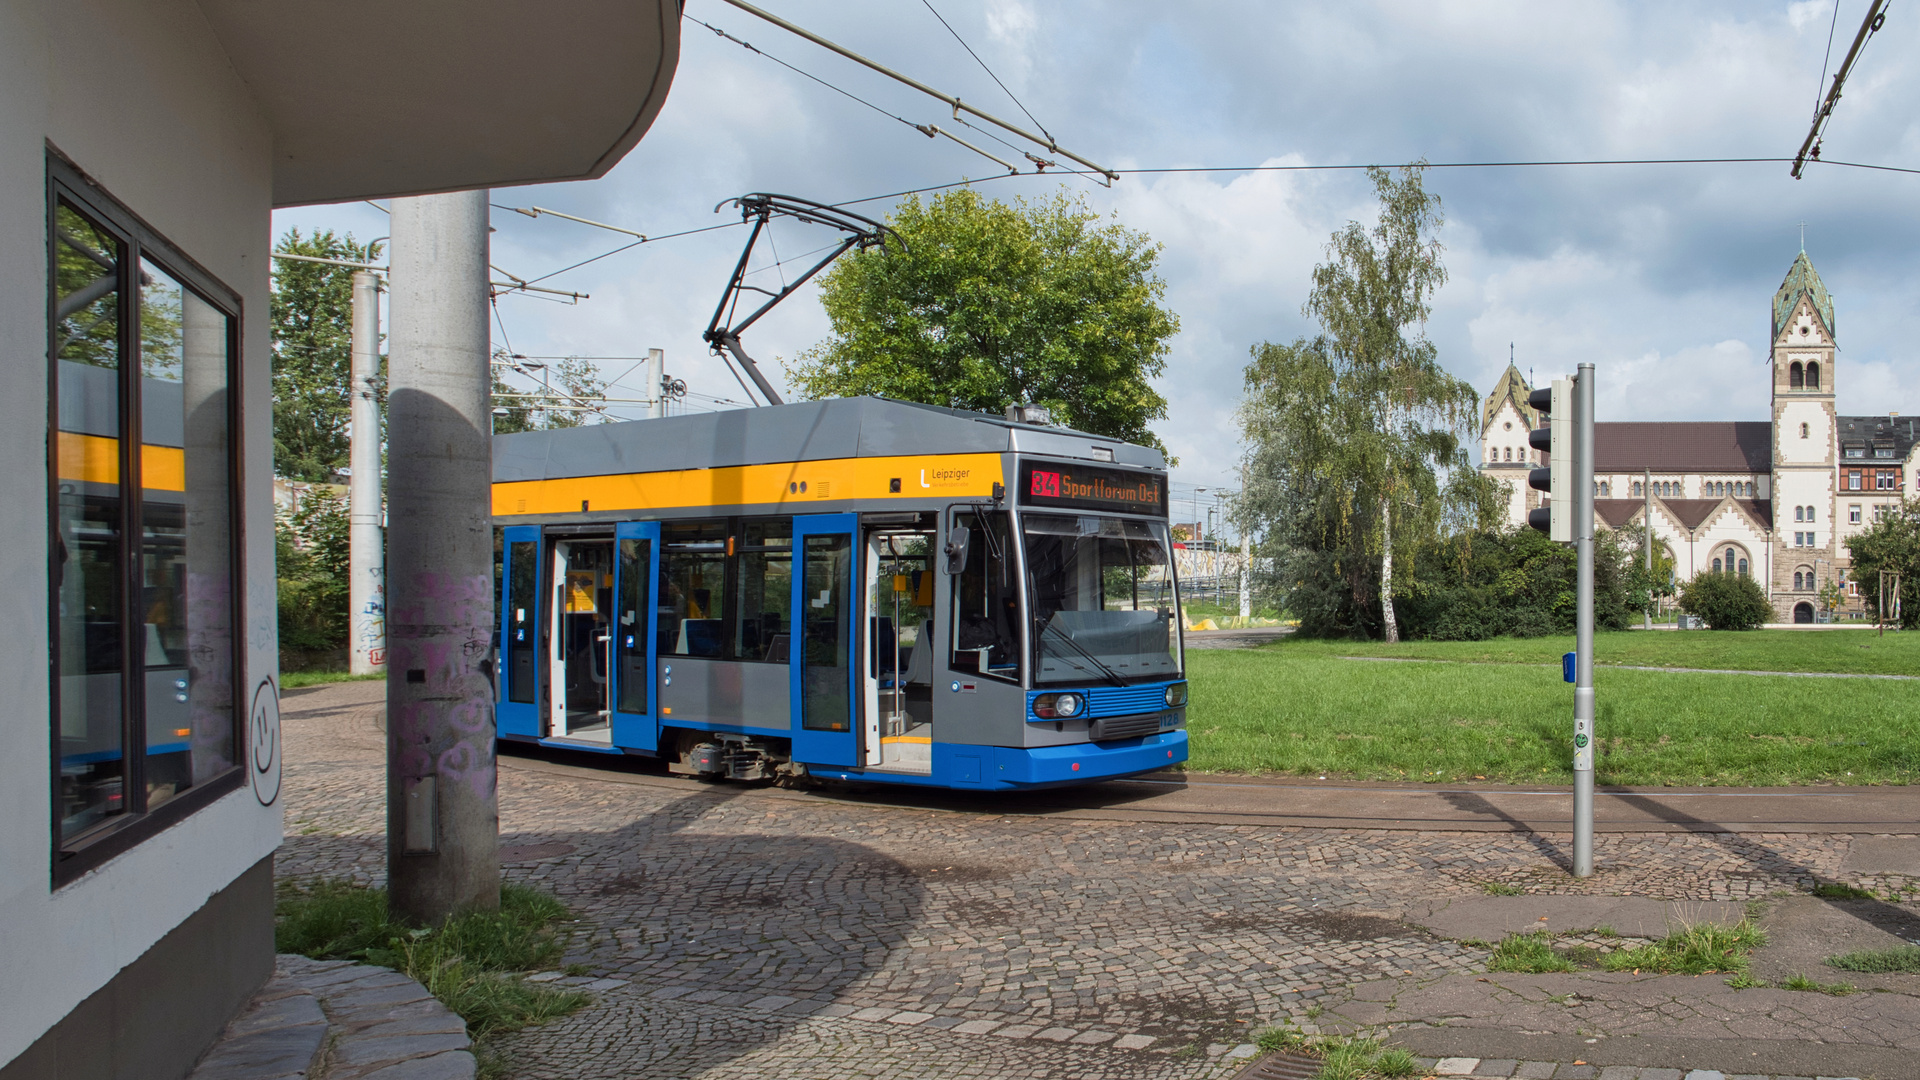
[791,514,860,767]
[609,521,661,753]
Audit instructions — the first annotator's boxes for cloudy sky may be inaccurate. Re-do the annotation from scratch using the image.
[272,0,1920,502]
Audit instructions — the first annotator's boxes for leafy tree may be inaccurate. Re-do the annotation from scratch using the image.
[788,188,1178,449]
[1846,497,1919,628]
[490,352,609,434]
[272,230,381,482]
[1677,569,1772,631]
[276,489,351,662]
[1395,526,1637,640]
[1236,165,1488,640]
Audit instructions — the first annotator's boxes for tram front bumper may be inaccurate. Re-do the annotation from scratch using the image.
[985,730,1187,788]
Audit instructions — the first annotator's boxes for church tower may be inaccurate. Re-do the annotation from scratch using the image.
[1769,251,1838,620]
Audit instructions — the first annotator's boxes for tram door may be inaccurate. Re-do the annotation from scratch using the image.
[498,526,544,739]
[791,514,860,767]
[609,522,660,752]
[548,538,616,742]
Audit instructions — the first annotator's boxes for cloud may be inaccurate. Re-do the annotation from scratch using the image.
[274,0,1920,491]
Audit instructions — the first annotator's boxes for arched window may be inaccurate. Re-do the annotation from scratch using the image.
[1790,362,1804,389]
[1807,362,1820,390]
[1633,482,1642,497]
[1806,506,1816,523]
[1739,558,1748,576]
[1503,446,1511,462]
[1713,557,1722,573]
[1794,571,1805,590]
[1725,546,1738,571]
[1795,505,1805,522]
[1601,481,1610,497]
[1800,422,1809,439]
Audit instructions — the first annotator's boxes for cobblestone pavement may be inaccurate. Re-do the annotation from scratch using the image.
[277,682,1919,1079]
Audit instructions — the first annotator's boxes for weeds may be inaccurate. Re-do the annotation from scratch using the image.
[1482,882,1525,896]
[1485,919,1767,978]
[1723,972,1767,989]
[275,880,591,1063]
[1782,972,1857,995]
[1254,1025,1309,1052]
[1488,932,1573,973]
[1828,945,1920,974]
[1811,882,1876,900]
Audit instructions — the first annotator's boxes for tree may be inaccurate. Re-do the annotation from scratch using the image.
[1846,497,1919,628]
[788,188,1178,449]
[1236,165,1485,641]
[490,352,609,434]
[276,489,351,664]
[272,229,380,482]
[1678,569,1772,631]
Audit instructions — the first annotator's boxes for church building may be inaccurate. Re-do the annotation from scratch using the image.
[1478,252,1916,623]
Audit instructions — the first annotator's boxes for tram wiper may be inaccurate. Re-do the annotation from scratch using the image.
[1038,617,1128,687]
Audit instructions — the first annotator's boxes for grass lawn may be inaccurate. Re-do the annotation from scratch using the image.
[1270,627,1920,676]
[280,670,384,689]
[1184,639,1920,786]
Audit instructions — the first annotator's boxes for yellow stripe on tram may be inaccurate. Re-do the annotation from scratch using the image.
[56,432,186,491]
[493,452,1004,516]
[879,736,932,745]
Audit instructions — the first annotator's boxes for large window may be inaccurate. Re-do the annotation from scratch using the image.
[51,168,240,875]
[1021,513,1181,685]
[948,510,1019,680]
[657,517,792,661]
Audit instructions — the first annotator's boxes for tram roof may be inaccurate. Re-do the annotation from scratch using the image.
[492,397,1165,483]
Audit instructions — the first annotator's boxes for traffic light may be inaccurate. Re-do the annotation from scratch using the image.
[1527,377,1573,542]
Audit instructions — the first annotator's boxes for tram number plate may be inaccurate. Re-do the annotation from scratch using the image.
[1159,712,1179,731]
[1030,470,1062,498]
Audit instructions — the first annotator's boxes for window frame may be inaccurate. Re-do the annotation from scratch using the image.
[47,158,246,886]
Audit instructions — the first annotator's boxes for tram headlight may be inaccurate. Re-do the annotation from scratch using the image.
[1163,682,1189,708]
[1031,693,1084,720]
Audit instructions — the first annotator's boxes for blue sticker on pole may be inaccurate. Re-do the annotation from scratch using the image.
[1562,652,1576,683]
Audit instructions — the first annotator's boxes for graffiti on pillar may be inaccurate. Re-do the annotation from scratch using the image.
[356,571,387,667]
[389,572,496,803]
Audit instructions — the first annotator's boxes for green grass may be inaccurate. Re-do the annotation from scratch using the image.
[1184,647,1920,786]
[1811,882,1877,900]
[1482,882,1525,896]
[276,880,590,1048]
[1829,945,1920,974]
[279,670,385,689]
[1783,972,1857,995]
[1484,919,1767,977]
[1267,627,1920,676]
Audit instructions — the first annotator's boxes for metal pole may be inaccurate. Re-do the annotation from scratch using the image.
[349,272,387,676]
[647,347,666,419]
[1573,363,1597,877]
[385,190,500,923]
[1643,467,1652,630]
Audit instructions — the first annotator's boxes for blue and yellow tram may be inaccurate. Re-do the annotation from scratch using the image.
[491,397,1187,790]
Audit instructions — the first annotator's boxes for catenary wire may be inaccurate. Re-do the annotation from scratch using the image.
[1817,0,1844,111]
[918,0,1053,143]
[687,14,922,133]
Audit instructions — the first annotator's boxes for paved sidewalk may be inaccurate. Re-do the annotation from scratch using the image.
[277,681,1920,1079]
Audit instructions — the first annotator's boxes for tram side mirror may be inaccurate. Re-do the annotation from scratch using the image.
[943,526,970,574]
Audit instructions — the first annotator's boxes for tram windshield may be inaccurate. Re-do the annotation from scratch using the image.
[1022,513,1181,685]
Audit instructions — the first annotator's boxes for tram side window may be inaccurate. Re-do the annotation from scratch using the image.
[949,511,1019,679]
[507,540,538,704]
[660,521,728,657]
[51,177,240,871]
[734,519,792,662]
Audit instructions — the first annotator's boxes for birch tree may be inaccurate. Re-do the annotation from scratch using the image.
[1237,165,1483,641]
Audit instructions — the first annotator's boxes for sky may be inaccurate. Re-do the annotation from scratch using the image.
[271,0,1920,510]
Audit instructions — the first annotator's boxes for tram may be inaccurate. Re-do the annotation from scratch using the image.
[490,397,1187,790]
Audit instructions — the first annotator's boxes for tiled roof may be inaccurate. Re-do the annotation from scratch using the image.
[1594,422,1771,473]
[1773,251,1834,341]
[1597,497,1774,533]
[1836,415,1919,463]
[1481,363,1537,434]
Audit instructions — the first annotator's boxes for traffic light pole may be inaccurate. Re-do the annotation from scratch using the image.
[1573,363,1596,877]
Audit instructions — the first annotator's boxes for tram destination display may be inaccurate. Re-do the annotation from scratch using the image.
[1019,462,1166,517]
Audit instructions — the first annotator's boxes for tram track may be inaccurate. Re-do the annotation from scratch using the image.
[497,744,1912,834]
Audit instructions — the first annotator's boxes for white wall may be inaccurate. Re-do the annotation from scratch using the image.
[0,0,282,1063]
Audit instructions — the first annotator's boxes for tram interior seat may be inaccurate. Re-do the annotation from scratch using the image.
[763,633,790,663]
[901,619,934,687]
[677,619,723,657]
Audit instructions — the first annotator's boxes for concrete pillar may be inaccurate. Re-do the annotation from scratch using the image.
[384,190,500,922]
[349,271,387,676]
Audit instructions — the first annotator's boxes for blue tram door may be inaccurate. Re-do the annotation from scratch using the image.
[610,521,661,753]
[498,525,545,738]
[791,514,860,767]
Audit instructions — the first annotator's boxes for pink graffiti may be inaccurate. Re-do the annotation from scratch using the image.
[436,741,495,800]
[387,573,491,636]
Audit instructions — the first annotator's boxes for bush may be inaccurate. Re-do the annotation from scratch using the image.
[1678,571,1772,630]
[1390,527,1636,642]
